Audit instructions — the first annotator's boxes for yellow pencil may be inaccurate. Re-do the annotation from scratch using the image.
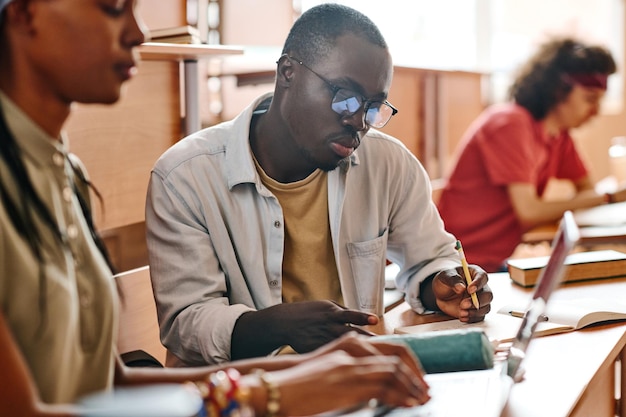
[455,240,480,309]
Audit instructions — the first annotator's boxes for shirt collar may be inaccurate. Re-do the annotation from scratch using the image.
[224,93,272,189]
[0,90,69,169]
[224,92,358,188]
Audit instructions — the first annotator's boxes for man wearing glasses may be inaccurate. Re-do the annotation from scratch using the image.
[146,3,492,367]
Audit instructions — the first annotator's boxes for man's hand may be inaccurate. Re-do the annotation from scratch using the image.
[431,265,492,322]
[231,300,378,359]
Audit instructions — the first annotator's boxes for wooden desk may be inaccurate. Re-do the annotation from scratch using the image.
[370,273,626,417]
[523,201,626,247]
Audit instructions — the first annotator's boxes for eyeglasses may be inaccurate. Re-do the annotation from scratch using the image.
[285,55,398,129]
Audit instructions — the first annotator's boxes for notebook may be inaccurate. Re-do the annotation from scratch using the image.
[76,384,202,417]
[342,210,580,417]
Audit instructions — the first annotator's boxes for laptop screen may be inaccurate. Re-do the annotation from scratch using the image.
[506,211,580,378]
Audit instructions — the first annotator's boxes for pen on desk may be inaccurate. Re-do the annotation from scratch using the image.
[508,310,549,321]
[455,240,480,310]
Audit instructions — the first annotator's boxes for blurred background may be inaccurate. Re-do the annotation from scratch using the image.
[66,0,626,271]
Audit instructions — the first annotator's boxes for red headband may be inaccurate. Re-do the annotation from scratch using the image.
[563,73,608,90]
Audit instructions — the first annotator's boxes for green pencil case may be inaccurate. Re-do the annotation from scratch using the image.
[372,328,494,374]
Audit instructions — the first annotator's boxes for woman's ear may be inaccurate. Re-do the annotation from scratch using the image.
[5,0,36,34]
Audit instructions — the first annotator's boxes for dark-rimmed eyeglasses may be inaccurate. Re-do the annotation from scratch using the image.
[284,55,398,129]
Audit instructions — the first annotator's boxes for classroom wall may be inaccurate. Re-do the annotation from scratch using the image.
[565,0,626,183]
[65,1,626,271]
[133,0,626,185]
[574,76,626,182]
[219,0,294,45]
[216,2,626,184]
[138,0,187,30]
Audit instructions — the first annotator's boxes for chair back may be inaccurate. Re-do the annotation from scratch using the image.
[113,265,167,366]
[431,178,446,205]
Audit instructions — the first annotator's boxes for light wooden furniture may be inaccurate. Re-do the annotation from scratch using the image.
[430,178,445,205]
[523,201,626,248]
[138,42,243,135]
[113,266,166,366]
[67,43,242,233]
[375,274,626,417]
[381,66,487,179]
[66,43,242,270]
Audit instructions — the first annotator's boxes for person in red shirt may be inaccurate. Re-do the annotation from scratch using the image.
[437,37,626,272]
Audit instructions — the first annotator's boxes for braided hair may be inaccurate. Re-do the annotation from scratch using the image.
[0,104,115,333]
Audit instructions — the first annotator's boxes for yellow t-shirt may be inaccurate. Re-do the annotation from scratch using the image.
[256,162,343,305]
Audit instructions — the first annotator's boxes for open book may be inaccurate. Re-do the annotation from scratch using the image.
[394,298,626,343]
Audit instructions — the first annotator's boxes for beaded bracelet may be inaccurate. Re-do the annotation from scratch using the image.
[254,369,281,417]
[188,368,252,417]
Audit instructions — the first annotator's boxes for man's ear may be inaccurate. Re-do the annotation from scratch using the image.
[276,55,295,88]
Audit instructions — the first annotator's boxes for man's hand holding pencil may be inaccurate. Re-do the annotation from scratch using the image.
[423,242,493,323]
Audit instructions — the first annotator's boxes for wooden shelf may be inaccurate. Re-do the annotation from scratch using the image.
[138,42,243,61]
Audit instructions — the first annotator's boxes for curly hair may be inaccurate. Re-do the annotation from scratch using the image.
[508,37,617,120]
[282,3,387,66]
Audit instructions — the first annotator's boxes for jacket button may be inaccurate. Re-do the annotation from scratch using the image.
[63,187,73,202]
[53,152,64,166]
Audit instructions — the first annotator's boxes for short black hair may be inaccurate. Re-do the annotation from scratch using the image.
[509,37,617,119]
[282,3,387,65]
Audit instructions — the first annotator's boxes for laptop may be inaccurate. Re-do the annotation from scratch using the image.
[341,211,580,417]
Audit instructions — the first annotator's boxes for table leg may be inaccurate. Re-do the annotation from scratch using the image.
[183,59,200,136]
[616,347,626,417]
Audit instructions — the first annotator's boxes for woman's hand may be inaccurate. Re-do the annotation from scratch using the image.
[244,347,430,416]
[303,332,426,379]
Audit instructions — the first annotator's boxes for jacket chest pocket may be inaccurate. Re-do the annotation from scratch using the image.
[346,230,388,316]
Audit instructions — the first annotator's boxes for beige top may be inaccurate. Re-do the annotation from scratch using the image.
[256,163,343,305]
[0,92,116,404]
